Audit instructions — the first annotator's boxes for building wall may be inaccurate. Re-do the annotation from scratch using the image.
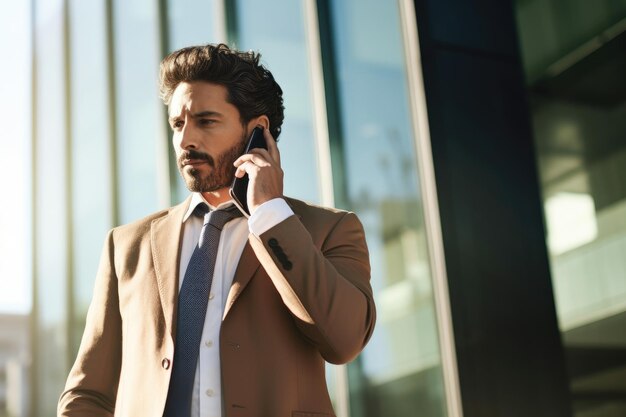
[515,1,626,415]
[2,0,604,416]
[412,1,571,415]
[23,0,454,415]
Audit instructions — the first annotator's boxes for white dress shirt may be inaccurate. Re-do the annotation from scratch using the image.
[178,193,293,417]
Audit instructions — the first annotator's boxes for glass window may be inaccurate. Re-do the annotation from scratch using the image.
[68,0,113,350]
[235,0,321,204]
[167,0,222,51]
[0,0,32,316]
[113,0,167,223]
[515,1,626,416]
[33,0,70,414]
[328,0,448,415]
[0,1,32,413]
[165,0,225,203]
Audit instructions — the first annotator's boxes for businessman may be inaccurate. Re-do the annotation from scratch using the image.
[58,43,375,417]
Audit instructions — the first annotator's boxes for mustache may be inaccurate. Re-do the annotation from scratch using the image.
[178,149,215,167]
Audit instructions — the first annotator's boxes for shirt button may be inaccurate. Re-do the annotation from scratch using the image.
[206,389,214,397]
[209,293,215,300]
[205,340,213,347]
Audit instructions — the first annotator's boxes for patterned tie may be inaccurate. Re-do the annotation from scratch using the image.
[163,203,243,416]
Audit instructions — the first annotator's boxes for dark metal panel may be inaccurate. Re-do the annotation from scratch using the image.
[413,0,573,415]
[415,0,520,59]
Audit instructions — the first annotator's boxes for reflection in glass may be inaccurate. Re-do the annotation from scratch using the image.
[0,2,33,417]
[328,0,447,415]
[235,0,321,204]
[516,1,626,415]
[167,0,221,51]
[68,0,113,353]
[34,0,69,414]
[0,0,31,315]
[165,0,223,203]
[113,0,165,223]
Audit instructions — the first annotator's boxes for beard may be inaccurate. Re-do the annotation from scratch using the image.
[177,131,248,192]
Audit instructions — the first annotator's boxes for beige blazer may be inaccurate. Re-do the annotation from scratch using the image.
[58,197,375,417]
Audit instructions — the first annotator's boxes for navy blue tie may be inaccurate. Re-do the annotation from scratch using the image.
[163,204,243,416]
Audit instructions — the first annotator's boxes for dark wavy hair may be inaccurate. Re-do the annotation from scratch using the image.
[159,43,285,139]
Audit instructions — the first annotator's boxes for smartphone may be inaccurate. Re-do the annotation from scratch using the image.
[229,126,267,217]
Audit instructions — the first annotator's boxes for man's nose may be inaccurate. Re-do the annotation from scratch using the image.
[179,123,198,150]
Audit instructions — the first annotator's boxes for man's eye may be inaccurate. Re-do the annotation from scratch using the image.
[199,119,215,126]
[172,120,184,129]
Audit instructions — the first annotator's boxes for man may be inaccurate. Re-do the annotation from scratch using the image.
[58,43,375,417]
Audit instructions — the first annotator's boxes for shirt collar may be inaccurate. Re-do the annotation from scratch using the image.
[182,192,236,223]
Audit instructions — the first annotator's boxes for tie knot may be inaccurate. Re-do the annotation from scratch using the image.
[201,204,243,230]
[192,203,209,218]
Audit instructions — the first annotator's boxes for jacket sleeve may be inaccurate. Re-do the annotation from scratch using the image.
[248,211,376,364]
[58,230,121,416]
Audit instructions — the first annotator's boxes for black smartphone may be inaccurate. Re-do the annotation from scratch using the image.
[229,126,267,217]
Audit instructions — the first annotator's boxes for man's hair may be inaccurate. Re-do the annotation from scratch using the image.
[159,43,285,139]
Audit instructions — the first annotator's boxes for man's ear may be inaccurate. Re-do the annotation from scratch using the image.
[247,115,270,131]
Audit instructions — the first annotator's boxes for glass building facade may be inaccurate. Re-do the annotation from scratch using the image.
[516,1,626,416]
[0,0,624,416]
[4,1,455,416]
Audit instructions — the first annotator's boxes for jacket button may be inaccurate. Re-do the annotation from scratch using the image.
[162,358,171,369]
[268,238,278,247]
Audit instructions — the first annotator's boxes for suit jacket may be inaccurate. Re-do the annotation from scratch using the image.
[58,196,376,417]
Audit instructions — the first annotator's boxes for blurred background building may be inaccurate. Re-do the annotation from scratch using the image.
[0,0,624,416]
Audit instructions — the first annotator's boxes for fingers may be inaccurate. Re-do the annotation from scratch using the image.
[233,152,271,169]
[234,160,256,178]
[233,152,278,179]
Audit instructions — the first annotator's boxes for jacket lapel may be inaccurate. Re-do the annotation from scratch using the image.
[150,197,190,339]
[151,196,299,323]
[223,200,304,318]
[223,239,260,319]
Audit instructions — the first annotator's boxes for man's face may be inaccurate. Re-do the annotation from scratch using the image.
[169,81,249,193]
